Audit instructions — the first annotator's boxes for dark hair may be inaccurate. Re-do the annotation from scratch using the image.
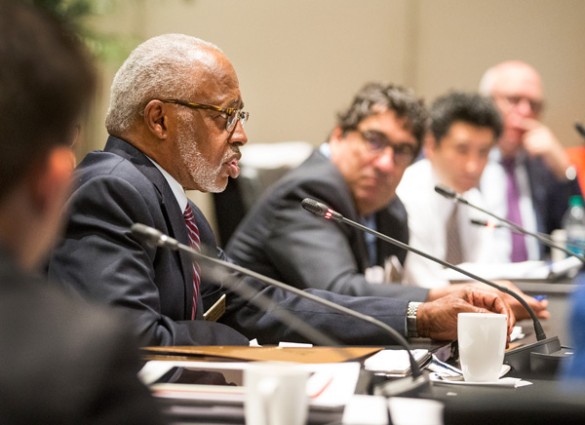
[336,82,428,156]
[430,91,502,145]
[0,0,95,200]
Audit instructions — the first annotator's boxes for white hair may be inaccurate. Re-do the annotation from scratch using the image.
[478,60,539,96]
[105,34,222,135]
[478,65,498,96]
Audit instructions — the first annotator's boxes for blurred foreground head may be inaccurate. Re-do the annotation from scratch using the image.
[0,0,95,268]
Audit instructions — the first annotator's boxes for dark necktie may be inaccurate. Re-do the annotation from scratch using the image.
[445,204,463,265]
[502,158,528,262]
[183,203,201,320]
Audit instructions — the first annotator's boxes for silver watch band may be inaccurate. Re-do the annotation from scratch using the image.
[407,301,422,338]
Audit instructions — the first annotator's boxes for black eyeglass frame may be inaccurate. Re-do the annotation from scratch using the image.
[354,128,417,166]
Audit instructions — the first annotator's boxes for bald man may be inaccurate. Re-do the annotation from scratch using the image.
[479,60,581,262]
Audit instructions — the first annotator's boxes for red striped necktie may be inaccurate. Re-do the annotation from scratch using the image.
[183,203,201,320]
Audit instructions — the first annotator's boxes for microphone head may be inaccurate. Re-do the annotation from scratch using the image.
[301,198,343,221]
[434,185,457,199]
[576,122,585,140]
[301,198,330,217]
[470,219,501,229]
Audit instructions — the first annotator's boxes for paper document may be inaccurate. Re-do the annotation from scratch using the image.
[440,256,582,282]
[364,349,431,376]
[142,360,361,410]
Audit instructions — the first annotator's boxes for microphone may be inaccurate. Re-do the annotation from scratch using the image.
[301,198,566,378]
[576,122,585,141]
[470,218,585,256]
[130,223,427,394]
[435,184,585,264]
[470,218,505,229]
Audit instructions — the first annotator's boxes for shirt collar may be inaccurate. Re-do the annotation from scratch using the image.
[319,142,331,158]
[146,156,188,212]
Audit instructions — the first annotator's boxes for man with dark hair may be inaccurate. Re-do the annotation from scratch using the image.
[227,83,546,330]
[48,38,518,345]
[397,91,510,287]
[0,2,162,423]
[228,83,426,295]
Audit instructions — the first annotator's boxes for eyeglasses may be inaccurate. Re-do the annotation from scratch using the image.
[160,98,249,132]
[494,94,543,115]
[356,129,417,166]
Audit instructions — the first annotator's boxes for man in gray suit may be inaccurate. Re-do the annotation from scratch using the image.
[0,2,162,424]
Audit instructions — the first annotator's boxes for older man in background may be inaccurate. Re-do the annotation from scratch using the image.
[479,61,581,262]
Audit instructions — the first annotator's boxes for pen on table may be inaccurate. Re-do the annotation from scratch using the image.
[534,295,547,302]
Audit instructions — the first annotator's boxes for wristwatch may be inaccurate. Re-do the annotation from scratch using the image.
[407,302,422,338]
[565,165,577,181]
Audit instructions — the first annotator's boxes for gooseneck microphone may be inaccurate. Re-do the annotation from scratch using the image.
[576,122,585,140]
[301,198,565,377]
[435,184,585,264]
[130,224,338,347]
[130,223,426,390]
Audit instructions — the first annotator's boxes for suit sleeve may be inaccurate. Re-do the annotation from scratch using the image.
[253,183,427,300]
[48,175,248,347]
[202,245,415,345]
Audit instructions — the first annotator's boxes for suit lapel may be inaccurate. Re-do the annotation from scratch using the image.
[104,136,195,320]
[309,152,371,271]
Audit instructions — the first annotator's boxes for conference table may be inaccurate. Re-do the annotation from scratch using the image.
[144,278,585,425]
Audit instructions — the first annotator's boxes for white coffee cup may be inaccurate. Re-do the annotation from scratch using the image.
[244,362,309,425]
[458,313,507,382]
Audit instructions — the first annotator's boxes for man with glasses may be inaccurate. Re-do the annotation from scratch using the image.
[227,83,544,323]
[479,61,581,262]
[228,83,423,296]
[48,36,520,345]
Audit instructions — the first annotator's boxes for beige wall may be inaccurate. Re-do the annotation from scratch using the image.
[87,0,585,222]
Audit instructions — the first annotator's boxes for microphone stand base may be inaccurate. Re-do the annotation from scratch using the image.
[374,375,430,397]
[504,335,571,379]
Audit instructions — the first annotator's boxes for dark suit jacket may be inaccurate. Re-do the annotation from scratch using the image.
[525,156,582,237]
[49,137,422,346]
[0,249,162,425]
[227,150,429,299]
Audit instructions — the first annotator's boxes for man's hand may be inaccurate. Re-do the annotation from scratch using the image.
[428,281,550,321]
[417,286,515,341]
[520,119,571,180]
[492,280,550,321]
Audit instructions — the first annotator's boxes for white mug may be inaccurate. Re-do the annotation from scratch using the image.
[244,362,309,425]
[458,313,507,382]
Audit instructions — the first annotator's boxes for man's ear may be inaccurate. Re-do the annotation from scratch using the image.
[329,126,345,146]
[424,133,438,159]
[29,147,74,213]
[143,99,169,139]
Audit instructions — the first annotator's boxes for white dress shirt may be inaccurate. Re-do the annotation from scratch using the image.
[396,159,501,288]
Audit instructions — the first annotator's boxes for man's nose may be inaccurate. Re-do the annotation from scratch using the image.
[373,147,395,173]
[516,98,536,117]
[229,120,248,145]
[465,157,480,174]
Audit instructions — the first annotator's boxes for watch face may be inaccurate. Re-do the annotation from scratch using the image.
[566,165,577,181]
